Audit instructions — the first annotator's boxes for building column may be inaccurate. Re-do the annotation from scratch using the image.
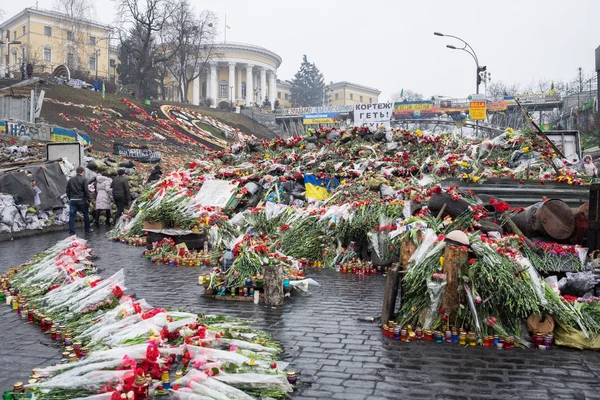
[245,64,254,107]
[210,62,218,108]
[228,62,236,104]
[237,67,242,100]
[268,70,276,110]
[254,72,260,103]
[205,69,211,100]
[260,67,267,105]
[193,76,200,105]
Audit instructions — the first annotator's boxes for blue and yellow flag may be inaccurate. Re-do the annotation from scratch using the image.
[304,174,340,201]
[101,80,106,99]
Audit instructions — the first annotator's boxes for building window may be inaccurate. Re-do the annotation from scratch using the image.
[277,92,281,99]
[369,97,372,104]
[22,26,26,36]
[22,47,26,63]
[13,31,16,41]
[67,53,75,69]
[241,82,247,99]
[335,93,339,100]
[88,56,96,71]
[219,80,228,98]
[202,82,207,98]
[360,95,363,103]
[43,47,52,62]
[285,93,289,100]
[44,26,52,36]
[89,36,96,46]
[67,31,75,41]
[350,94,353,100]
[11,50,17,66]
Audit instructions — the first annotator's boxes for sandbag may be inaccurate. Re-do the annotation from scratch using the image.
[554,323,600,350]
[119,160,134,168]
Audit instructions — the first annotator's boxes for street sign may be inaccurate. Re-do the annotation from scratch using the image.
[469,93,486,102]
[469,101,486,120]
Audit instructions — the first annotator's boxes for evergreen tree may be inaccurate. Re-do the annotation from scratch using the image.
[290,55,325,107]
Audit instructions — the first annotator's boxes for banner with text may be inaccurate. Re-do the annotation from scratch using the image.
[303,112,340,125]
[277,105,353,117]
[113,143,161,163]
[354,103,394,129]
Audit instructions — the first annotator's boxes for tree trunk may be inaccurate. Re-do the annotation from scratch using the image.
[401,231,422,270]
[381,263,400,326]
[441,245,468,321]
[263,264,284,307]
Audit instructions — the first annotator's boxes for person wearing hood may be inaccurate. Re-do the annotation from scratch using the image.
[583,155,597,177]
[111,169,131,223]
[147,165,163,183]
[94,174,113,227]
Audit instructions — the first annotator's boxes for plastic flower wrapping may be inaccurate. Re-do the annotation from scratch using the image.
[1,237,292,399]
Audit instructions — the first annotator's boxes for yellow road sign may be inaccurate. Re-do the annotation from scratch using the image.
[469,101,486,120]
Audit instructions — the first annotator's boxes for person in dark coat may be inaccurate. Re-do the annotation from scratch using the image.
[146,165,162,183]
[26,63,33,79]
[66,166,92,235]
[111,169,131,223]
[20,63,25,80]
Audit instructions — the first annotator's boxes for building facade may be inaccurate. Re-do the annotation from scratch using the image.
[327,81,381,106]
[166,42,282,109]
[276,79,293,108]
[0,8,117,81]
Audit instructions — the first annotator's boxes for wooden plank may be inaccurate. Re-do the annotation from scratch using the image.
[381,263,400,326]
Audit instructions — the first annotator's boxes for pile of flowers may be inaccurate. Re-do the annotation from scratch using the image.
[1,237,293,399]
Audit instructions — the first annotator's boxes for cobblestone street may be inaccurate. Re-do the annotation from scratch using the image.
[1,230,600,400]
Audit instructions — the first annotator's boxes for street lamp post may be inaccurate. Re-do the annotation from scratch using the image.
[434,32,486,136]
[95,48,100,80]
[1,39,23,78]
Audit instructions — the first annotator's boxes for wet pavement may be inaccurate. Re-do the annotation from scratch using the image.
[1,228,600,399]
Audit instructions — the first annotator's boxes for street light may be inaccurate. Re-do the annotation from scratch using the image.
[434,32,484,94]
[1,39,22,78]
[434,31,486,136]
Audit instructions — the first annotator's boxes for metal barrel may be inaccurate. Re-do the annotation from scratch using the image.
[536,199,576,240]
[511,199,575,240]
[511,202,543,238]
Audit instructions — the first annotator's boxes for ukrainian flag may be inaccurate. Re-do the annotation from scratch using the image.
[304,174,339,201]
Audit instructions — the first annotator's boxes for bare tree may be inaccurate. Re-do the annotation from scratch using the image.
[53,0,96,70]
[165,0,217,103]
[114,0,175,99]
[390,89,424,102]
[486,81,520,99]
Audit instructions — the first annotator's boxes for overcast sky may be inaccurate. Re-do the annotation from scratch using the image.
[3,0,600,101]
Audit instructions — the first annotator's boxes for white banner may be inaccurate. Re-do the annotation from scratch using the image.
[194,179,239,208]
[354,102,393,129]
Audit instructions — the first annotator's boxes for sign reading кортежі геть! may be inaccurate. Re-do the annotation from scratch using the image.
[354,103,394,129]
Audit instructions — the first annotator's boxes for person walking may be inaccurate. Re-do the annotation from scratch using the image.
[111,169,131,223]
[94,174,112,227]
[26,62,33,79]
[146,165,162,183]
[66,166,92,236]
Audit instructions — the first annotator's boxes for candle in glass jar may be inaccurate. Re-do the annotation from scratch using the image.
[415,327,423,340]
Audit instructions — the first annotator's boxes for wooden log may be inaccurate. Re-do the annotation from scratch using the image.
[381,263,400,326]
[441,245,468,320]
[263,263,284,307]
[401,232,422,270]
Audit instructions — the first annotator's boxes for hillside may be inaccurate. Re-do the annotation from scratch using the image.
[14,82,276,155]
